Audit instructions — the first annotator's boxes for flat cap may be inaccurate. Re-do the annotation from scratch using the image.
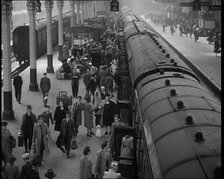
[21,153,30,160]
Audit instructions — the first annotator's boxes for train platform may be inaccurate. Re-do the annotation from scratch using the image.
[143,17,221,90]
[2,48,115,179]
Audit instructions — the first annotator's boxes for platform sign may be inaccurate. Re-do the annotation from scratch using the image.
[110,0,119,11]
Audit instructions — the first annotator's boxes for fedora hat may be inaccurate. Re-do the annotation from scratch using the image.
[45,169,56,178]
[26,105,32,110]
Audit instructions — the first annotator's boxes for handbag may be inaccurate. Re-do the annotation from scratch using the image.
[71,137,78,150]
[18,132,24,147]
[9,135,16,148]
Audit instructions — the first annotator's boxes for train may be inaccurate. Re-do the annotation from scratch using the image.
[112,8,221,179]
[12,11,71,65]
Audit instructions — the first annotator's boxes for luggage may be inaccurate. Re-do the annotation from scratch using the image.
[71,137,78,150]
[56,91,72,107]
[18,131,23,147]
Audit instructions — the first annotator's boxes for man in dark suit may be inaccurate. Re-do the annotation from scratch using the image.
[40,73,51,106]
[60,110,75,158]
[26,157,40,179]
[13,72,23,103]
[20,105,37,153]
[20,153,32,179]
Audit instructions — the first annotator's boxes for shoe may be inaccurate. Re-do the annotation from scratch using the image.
[57,145,65,153]
[90,132,94,135]
[109,132,111,135]
[104,131,108,135]
[24,150,28,154]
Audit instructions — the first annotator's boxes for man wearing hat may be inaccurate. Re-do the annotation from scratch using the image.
[20,105,37,153]
[13,71,23,104]
[1,121,13,166]
[103,161,121,179]
[32,115,52,166]
[45,169,56,179]
[60,110,75,158]
[40,73,51,106]
[20,153,32,179]
[5,156,19,179]
[26,157,40,179]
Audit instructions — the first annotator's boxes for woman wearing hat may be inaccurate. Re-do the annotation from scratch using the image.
[101,94,117,135]
[45,169,56,179]
[1,121,13,166]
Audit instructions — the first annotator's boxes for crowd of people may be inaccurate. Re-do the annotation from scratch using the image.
[2,15,134,179]
[148,12,221,56]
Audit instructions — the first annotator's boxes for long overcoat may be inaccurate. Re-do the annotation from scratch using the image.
[21,112,37,138]
[72,101,84,126]
[54,106,68,131]
[84,102,94,129]
[40,77,51,93]
[1,128,13,163]
[32,122,51,155]
[79,156,92,179]
[60,118,75,139]
[95,149,110,178]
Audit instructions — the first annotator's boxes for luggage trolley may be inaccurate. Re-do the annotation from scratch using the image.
[56,91,72,108]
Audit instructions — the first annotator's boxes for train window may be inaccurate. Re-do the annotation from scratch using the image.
[14,35,18,44]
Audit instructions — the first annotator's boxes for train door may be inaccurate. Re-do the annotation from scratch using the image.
[13,26,29,63]
[113,125,137,179]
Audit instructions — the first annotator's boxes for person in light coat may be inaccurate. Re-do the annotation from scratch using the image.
[79,146,93,179]
[95,141,110,178]
[103,161,121,179]
[84,95,95,137]
[32,115,52,166]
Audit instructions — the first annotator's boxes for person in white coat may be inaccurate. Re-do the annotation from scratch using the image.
[103,161,121,179]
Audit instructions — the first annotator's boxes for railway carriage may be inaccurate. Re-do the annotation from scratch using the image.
[13,11,71,64]
[113,9,221,179]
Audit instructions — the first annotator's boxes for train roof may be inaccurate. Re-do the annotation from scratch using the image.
[13,11,71,32]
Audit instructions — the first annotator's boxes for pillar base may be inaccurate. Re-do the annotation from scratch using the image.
[47,55,54,73]
[29,83,38,91]
[29,68,38,91]
[3,91,14,120]
[3,110,14,120]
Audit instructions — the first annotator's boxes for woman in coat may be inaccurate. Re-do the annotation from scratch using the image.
[84,96,95,137]
[54,101,68,132]
[101,94,117,135]
[79,146,93,179]
[94,86,102,126]
[120,135,134,164]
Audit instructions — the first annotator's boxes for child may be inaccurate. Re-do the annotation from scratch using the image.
[42,105,53,127]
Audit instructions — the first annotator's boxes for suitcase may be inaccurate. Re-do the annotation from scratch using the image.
[18,132,23,147]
